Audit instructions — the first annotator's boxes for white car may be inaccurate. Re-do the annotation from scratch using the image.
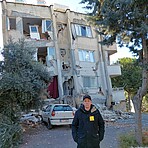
[41,104,75,129]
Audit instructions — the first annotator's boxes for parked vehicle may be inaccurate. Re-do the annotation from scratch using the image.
[41,104,75,129]
[39,99,56,116]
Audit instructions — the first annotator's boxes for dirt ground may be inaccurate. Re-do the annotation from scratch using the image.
[20,122,133,148]
[20,114,148,148]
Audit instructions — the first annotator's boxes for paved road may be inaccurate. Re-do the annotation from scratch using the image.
[20,113,148,148]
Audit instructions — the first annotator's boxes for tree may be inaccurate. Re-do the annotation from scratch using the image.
[0,39,51,147]
[111,57,142,111]
[142,94,148,112]
[80,0,148,145]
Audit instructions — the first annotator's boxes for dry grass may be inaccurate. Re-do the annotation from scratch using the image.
[119,129,148,148]
[143,130,148,145]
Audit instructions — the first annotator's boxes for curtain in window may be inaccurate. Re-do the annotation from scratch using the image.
[47,47,55,60]
[71,24,77,39]
[47,76,59,98]
[86,26,92,37]
[85,51,90,61]
[79,49,95,62]
[90,51,95,62]
[75,24,81,36]
[6,17,10,30]
[71,24,92,38]
[78,50,84,61]
[42,20,45,33]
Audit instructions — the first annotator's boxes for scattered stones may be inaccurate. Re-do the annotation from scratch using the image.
[95,104,134,122]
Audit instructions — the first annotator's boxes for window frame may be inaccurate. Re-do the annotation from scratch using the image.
[42,20,53,33]
[83,76,98,88]
[78,49,95,62]
[47,47,55,60]
[72,24,92,38]
[7,17,16,30]
[29,25,40,40]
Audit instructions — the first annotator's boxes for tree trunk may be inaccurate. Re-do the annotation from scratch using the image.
[128,93,131,112]
[132,36,148,146]
[132,94,142,145]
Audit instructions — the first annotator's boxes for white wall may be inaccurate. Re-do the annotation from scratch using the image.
[112,88,126,102]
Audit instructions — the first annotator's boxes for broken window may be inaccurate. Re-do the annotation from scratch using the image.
[47,47,55,60]
[7,17,16,30]
[42,20,52,33]
[78,49,95,62]
[37,47,47,65]
[42,20,53,40]
[83,76,97,88]
[29,25,40,40]
[71,24,92,38]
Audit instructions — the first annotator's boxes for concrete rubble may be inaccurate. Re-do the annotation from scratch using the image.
[20,110,42,126]
[95,104,134,122]
[20,99,134,127]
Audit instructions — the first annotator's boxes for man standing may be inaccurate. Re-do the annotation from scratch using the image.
[72,94,105,148]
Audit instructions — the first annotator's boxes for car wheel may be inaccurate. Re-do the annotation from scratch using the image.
[47,119,52,130]
[69,124,72,128]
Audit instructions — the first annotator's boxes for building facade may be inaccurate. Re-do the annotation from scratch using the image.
[0,0,126,109]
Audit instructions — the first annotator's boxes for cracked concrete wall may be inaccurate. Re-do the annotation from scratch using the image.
[4,3,53,44]
[1,2,124,107]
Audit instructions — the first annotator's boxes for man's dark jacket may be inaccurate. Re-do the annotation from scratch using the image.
[72,104,105,148]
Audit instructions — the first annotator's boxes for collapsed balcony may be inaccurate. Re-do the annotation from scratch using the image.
[7,16,54,46]
[23,18,53,41]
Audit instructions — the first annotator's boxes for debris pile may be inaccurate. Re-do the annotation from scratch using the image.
[20,110,42,127]
[20,99,134,127]
[95,104,134,122]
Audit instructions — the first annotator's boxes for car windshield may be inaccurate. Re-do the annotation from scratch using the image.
[53,105,73,111]
[44,105,52,112]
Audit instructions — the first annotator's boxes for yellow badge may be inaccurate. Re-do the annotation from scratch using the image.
[89,116,94,121]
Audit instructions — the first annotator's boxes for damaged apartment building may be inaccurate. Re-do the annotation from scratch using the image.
[0,0,126,110]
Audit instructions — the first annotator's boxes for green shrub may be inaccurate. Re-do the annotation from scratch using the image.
[119,130,148,148]
[0,114,22,148]
[119,133,138,148]
[0,124,22,148]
